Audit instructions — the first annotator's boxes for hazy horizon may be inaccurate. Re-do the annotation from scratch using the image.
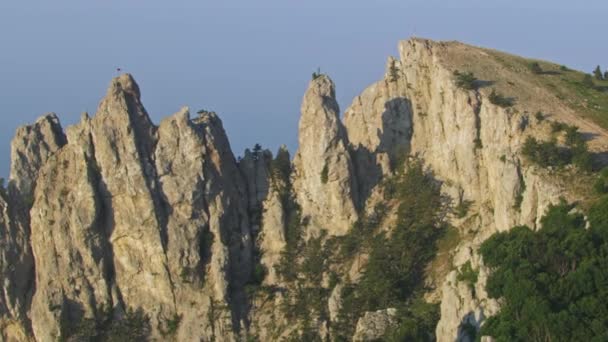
[1,0,607,177]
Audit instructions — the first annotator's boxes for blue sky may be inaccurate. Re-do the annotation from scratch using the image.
[1,0,607,177]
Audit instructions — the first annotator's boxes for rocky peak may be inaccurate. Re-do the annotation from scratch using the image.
[239,147,272,222]
[9,113,66,201]
[94,73,157,169]
[293,74,359,236]
[2,39,608,342]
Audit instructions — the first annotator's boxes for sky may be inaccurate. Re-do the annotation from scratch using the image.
[1,0,607,178]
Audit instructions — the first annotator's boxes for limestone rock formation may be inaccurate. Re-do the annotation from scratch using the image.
[352,308,398,341]
[23,75,253,341]
[0,190,30,342]
[1,38,607,342]
[10,113,67,200]
[293,75,360,237]
[1,113,67,342]
[344,56,413,202]
[239,148,272,218]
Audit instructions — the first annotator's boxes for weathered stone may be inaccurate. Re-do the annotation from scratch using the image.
[293,75,359,237]
[2,37,608,341]
[10,113,66,201]
[352,308,397,341]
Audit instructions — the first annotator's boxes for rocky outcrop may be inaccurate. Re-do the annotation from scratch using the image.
[344,57,413,202]
[0,190,30,342]
[0,113,67,341]
[1,38,607,342]
[293,75,359,237]
[352,308,398,341]
[10,113,67,201]
[239,148,272,217]
[29,121,111,340]
[342,38,589,341]
[24,75,253,341]
[155,108,253,340]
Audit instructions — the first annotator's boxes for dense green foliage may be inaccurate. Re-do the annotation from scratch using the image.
[521,137,571,167]
[594,65,604,80]
[456,261,478,288]
[594,168,608,194]
[382,300,440,342]
[334,159,446,341]
[488,89,514,107]
[62,308,151,342]
[479,199,608,341]
[582,74,595,88]
[453,70,478,90]
[521,123,593,171]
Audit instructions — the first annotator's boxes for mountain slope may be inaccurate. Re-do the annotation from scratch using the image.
[0,38,607,341]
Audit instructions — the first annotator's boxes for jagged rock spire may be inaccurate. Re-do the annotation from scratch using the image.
[292,74,359,236]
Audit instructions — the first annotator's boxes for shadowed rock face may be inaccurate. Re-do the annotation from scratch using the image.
[2,38,607,342]
[344,56,413,205]
[0,112,66,341]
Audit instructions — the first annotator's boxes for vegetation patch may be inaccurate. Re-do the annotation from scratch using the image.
[334,158,447,341]
[456,261,478,288]
[594,168,608,194]
[453,199,473,219]
[320,162,329,184]
[488,89,514,107]
[61,308,151,342]
[522,126,593,172]
[479,198,608,341]
[453,70,478,90]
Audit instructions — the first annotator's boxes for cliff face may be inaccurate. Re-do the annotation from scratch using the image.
[3,75,254,341]
[1,39,606,341]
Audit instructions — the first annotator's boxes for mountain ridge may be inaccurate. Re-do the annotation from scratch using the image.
[0,37,607,341]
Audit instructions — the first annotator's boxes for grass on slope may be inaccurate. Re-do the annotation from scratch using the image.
[488,50,608,129]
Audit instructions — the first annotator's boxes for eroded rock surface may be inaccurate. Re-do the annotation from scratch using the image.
[293,75,360,237]
[1,38,607,342]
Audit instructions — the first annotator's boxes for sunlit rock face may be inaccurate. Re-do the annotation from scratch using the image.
[2,38,607,341]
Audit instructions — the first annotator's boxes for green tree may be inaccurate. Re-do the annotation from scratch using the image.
[336,159,446,340]
[582,74,595,88]
[252,143,263,161]
[594,168,608,194]
[594,65,604,80]
[453,71,478,90]
[312,67,322,80]
[479,199,608,342]
[488,89,514,107]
